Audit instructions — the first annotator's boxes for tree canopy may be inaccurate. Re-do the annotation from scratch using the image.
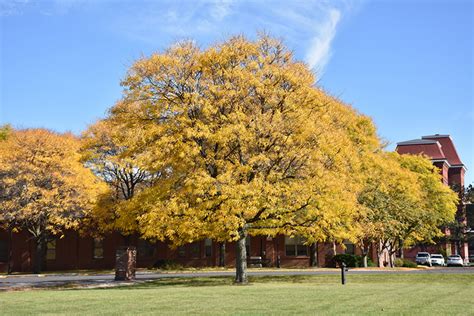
[93,35,382,282]
[0,128,106,273]
[356,152,458,267]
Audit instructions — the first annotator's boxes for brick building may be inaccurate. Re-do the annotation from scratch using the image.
[0,229,367,272]
[396,134,469,262]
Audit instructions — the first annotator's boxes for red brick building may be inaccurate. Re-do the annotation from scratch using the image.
[0,229,366,272]
[396,134,469,262]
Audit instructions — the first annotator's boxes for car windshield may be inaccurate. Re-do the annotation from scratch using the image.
[431,255,443,258]
[449,255,461,258]
[417,253,429,257]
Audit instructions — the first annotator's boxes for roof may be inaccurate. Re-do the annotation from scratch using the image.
[396,139,439,145]
[396,141,446,160]
[396,134,465,168]
[421,134,450,138]
[421,135,463,166]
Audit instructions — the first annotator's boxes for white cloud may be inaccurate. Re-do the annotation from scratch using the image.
[112,0,237,44]
[305,8,341,75]
[0,0,30,16]
[209,0,233,21]
[101,0,359,71]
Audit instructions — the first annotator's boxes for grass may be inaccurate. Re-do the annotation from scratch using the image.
[1,274,473,315]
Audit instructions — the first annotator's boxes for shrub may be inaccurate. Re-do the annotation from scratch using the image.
[153,259,183,270]
[394,258,417,268]
[333,254,360,267]
[358,256,376,267]
[366,257,376,267]
[402,259,417,268]
[332,254,377,268]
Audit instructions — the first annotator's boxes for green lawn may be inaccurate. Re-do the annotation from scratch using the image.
[1,274,473,315]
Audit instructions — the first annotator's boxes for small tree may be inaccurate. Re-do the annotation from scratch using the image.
[356,152,458,267]
[0,128,105,273]
[0,124,12,140]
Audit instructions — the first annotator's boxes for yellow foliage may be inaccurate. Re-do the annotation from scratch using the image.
[97,34,381,247]
[0,128,107,239]
[356,151,458,253]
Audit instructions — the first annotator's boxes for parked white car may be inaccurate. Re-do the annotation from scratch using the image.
[430,254,445,266]
[446,255,464,267]
[415,252,432,266]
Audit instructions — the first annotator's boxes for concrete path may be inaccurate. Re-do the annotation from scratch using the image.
[1,267,472,290]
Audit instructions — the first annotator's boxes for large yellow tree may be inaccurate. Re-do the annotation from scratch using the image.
[97,35,380,282]
[0,128,106,273]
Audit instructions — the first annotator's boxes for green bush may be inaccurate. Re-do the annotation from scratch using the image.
[394,258,404,267]
[402,259,417,268]
[333,254,360,267]
[332,254,378,268]
[153,259,183,270]
[364,257,376,267]
[394,258,417,268]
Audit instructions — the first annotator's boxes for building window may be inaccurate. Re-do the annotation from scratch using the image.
[343,241,355,255]
[0,240,7,262]
[178,246,186,257]
[190,242,200,258]
[205,239,212,257]
[285,236,308,256]
[46,240,56,260]
[245,236,251,256]
[93,238,104,259]
[138,239,155,258]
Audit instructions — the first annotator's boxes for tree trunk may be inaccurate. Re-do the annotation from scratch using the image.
[309,243,318,267]
[389,252,394,268]
[235,228,248,284]
[362,254,368,268]
[377,241,385,268]
[219,242,226,267]
[361,243,368,268]
[399,239,404,259]
[377,252,384,268]
[7,227,13,274]
[33,237,44,274]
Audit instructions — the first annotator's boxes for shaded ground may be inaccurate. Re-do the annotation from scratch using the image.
[0,274,472,315]
[0,266,472,290]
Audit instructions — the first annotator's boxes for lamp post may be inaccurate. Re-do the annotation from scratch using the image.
[340,262,348,285]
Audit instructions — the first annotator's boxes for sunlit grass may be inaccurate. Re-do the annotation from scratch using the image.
[1,274,472,315]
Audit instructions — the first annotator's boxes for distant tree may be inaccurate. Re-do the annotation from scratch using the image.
[101,35,375,283]
[446,183,473,255]
[0,129,105,273]
[465,184,474,203]
[356,153,458,267]
[0,125,14,273]
[0,124,12,140]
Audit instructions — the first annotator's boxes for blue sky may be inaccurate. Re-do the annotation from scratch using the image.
[1,0,473,185]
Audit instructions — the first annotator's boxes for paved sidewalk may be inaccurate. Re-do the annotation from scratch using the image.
[1,267,472,290]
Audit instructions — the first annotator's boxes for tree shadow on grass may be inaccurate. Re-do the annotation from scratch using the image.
[91,275,340,291]
[2,275,327,293]
[94,277,236,291]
